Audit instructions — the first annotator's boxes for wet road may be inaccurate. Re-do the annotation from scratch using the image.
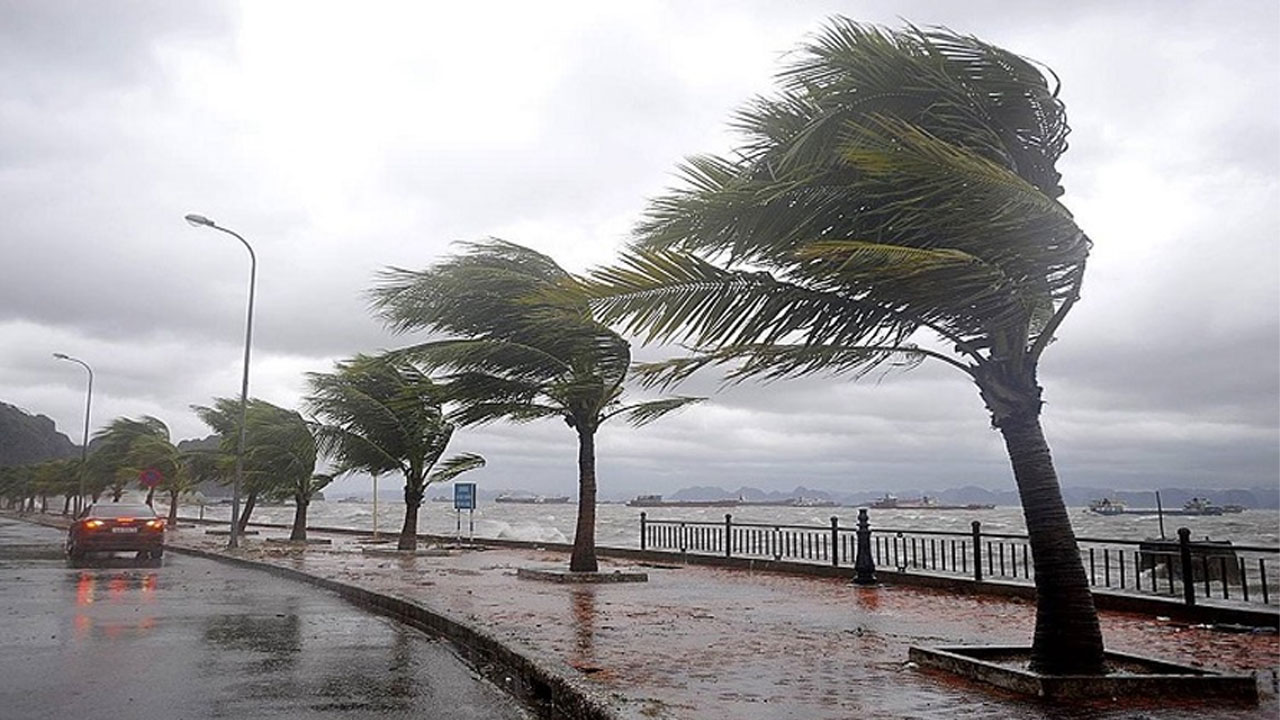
[0,517,532,719]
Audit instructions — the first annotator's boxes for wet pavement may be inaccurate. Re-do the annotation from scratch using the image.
[0,517,532,719]
[153,523,1279,720]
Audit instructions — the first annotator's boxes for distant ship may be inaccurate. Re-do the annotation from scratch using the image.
[870,494,995,510]
[626,494,840,508]
[1088,497,1226,516]
[494,494,571,504]
[626,494,740,508]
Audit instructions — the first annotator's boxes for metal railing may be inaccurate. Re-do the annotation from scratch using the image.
[639,512,1279,610]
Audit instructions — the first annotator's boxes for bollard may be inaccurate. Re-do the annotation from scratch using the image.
[1178,527,1196,607]
[830,516,840,568]
[853,508,877,584]
[725,514,733,558]
[639,512,647,551]
[972,520,984,583]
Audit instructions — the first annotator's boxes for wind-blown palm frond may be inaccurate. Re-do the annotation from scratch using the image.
[605,397,704,426]
[427,453,486,484]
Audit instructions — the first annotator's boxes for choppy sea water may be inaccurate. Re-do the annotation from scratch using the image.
[183,499,1280,549]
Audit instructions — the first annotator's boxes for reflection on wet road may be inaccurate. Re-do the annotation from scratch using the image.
[0,516,531,719]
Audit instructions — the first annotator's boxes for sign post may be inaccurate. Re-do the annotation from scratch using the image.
[453,482,477,544]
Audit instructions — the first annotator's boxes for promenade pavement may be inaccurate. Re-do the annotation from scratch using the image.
[157,523,1280,720]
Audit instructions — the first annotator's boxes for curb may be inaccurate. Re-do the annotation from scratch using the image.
[166,542,628,720]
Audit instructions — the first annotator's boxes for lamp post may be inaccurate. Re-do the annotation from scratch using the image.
[184,213,256,549]
[52,353,93,515]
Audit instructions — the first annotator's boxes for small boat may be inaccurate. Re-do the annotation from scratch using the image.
[870,494,994,510]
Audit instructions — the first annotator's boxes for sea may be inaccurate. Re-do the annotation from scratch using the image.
[183,498,1280,550]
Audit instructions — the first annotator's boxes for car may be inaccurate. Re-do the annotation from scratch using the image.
[67,503,165,564]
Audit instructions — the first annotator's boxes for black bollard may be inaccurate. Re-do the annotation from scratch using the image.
[853,508,877,585]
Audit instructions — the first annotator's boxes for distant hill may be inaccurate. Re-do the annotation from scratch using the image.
[653,484,1280,509]
[0,401,78,467]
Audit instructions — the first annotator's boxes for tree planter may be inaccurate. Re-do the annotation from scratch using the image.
[517,567,648,584]
[909,645,1258,703]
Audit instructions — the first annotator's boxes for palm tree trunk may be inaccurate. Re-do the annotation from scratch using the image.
[399,480,422,551]
[167,488,180,525]
[569,427,599,572]
[290,494,308,541]
[237,491,257,534]
[998,412,1105,675]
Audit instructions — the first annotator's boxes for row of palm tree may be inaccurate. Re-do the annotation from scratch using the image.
[5,19,1105,675]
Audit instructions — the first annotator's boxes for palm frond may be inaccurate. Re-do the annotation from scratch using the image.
[426,453,486,484]
[606,397,705,426]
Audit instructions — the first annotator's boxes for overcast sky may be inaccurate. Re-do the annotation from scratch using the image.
[3,1,1277,499]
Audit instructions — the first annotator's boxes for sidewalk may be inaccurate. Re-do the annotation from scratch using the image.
[169,524,1276,720]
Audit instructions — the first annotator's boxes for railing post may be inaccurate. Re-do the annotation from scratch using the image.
[830,516,840,568]
[725,513,733,558]
[639,512,647,551]
[853,509,877,585]
[971,520,983,583]
[1178,527,1196,607]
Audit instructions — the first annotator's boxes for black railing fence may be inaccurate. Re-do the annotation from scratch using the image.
[639,512,1279,610]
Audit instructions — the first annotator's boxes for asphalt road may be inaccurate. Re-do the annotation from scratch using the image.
[0,516,533,719]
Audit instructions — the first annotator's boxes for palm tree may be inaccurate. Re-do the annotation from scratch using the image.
[240,404,329,541]
[88,417,183,506]
[193,398,328,537]
[578,20,1100,674]
[369,240,702,572]
[305,354,484,551]
[125,427,192,524]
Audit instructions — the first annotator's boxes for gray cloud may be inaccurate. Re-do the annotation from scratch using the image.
[1,0,1275,500]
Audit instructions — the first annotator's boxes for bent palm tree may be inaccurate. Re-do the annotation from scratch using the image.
[370,240,701,572]
[88,416,185,507]
[580,20,1100,674]
[193,398,324,534]
[305,354,484,551]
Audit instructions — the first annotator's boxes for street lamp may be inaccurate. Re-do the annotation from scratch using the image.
[184,213,256,549]
[52,353,93,515]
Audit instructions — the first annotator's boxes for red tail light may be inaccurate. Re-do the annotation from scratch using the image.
[83,520,105,530]
[145,519,164,530]
[118,517,135,524]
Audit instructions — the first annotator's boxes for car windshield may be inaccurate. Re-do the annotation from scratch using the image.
[88,504,157,519]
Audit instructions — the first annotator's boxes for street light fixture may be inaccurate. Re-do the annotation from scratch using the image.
[184,213,256,549]
[52,353,93,515]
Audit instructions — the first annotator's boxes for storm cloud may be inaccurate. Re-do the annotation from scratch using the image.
[2,1,1276,499]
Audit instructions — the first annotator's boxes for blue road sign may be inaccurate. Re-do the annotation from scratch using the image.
[453,482,476,511]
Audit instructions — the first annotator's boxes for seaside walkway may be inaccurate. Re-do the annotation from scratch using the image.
[159,524,1278,720]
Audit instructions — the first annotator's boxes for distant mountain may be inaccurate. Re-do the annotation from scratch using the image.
[656,484,1279,509]
[0,401,78,467]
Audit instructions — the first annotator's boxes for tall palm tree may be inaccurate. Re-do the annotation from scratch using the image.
[305,354,484,551]
[578,20,1100,674]
[369,240,702,572]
